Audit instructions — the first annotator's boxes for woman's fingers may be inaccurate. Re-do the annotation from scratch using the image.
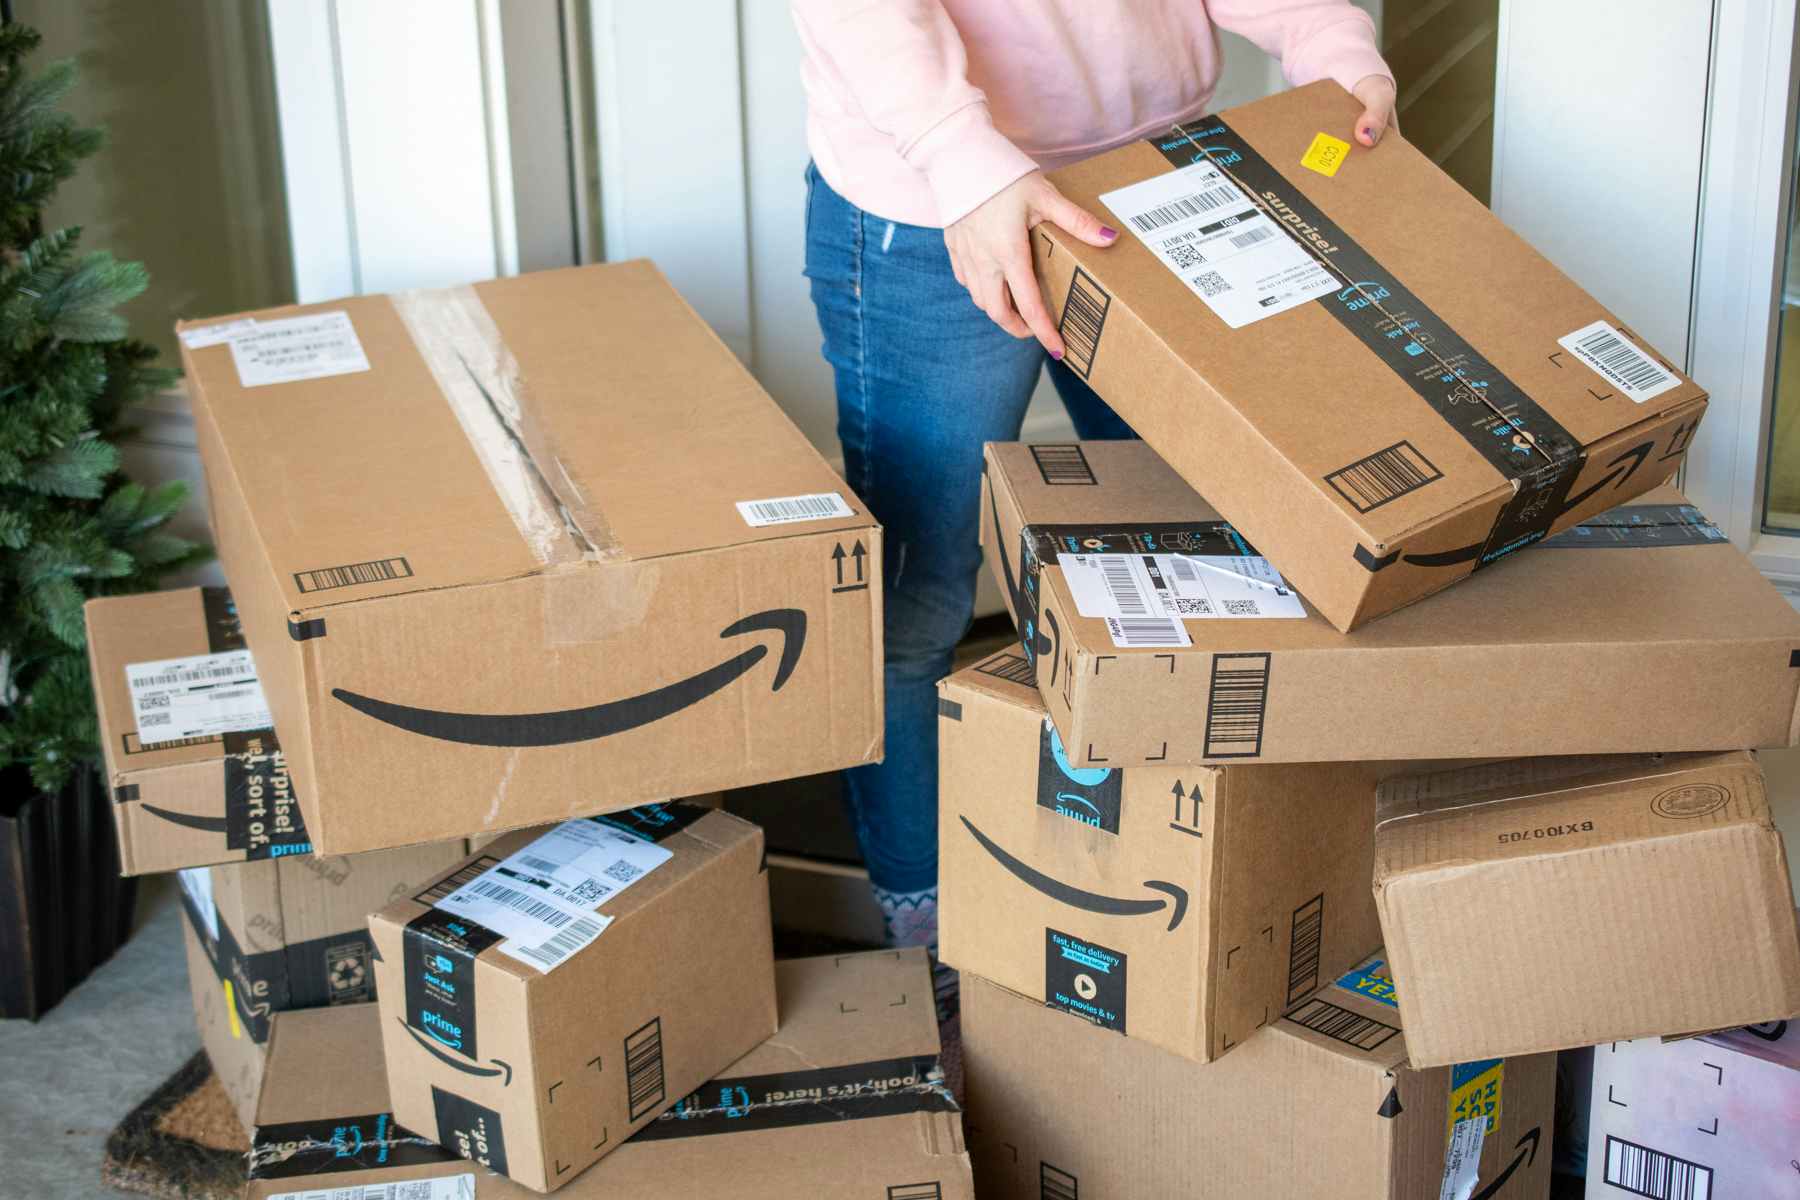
[973,266,1031,338]
[1006,251,1065,357]
[1351,74,1398,148]
[1034,183,1119,250]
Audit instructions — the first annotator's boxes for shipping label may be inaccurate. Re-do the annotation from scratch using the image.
[229,311,370,388]
[124,649,271,744]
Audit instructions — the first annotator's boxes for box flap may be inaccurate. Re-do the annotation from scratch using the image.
[179,262,872,615]
[85,587,237,776]
[1274,949,1410,1072]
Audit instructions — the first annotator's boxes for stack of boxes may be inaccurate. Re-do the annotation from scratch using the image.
[942,80,1800,1198]
[85,261,976,1196]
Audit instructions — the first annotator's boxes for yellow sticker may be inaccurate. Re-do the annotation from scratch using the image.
[1301,131,1352,178]
[1447,1059,1505,1139]
[223,978,243,1040]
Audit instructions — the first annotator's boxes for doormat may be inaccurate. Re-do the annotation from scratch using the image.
[101,1050,245,1199]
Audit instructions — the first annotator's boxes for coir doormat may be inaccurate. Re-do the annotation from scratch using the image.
[101,1050,245,1199]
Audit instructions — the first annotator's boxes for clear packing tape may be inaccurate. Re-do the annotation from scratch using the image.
[391,285,619,566]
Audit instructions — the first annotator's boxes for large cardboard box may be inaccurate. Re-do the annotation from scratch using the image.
[982,439,1800,767]
[1374,752,1800,1067]
[368,802,777,1192]
[178,261,881,856]
[963,958,1555,1200]
[1033,80,1707,631]
[246,951,973,1199]
[177,838,466,1129]
[86,586,308,875]
[1585,1020,1800,1198]
[937,653,1384,1063]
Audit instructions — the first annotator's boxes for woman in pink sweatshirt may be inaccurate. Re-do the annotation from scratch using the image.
[793,1,1395,997]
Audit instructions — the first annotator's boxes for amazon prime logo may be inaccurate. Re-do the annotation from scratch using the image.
[1036,718,1121,833]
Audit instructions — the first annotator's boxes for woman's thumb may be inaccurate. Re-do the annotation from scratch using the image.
[1037,184,1120,249]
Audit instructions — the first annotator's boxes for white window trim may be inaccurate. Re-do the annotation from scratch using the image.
[1682,0,1800,589]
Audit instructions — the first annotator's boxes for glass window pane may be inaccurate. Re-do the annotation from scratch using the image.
[1763,117,1800,533]
[17,0,293,362]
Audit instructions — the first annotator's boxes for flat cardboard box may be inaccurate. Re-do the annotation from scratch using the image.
[1585,1020,1800,1198]
[1374,752,1800,1067]
[1034,80,1707,630]
[982,439,1800,766]
[962,958,1555,1200]
[177,837,466,1129]
[85,586,308,875]
[247,950,973,1199]
[369,802,777,1192]
[938,653,1385,1063]
[179,261,881,856]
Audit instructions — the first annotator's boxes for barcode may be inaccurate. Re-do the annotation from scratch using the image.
[141,711,172,727]
[1195,270,1231,298]
[125,731,222,754]
[1126,186,1240,232]
[1565,322,1680,402]
[1284,998,1399,1050]
[1105,616,1187,647]
[888,1186,944,1200]
[517,856,562,874]
[736,491,853,527]
[1170,557,1199,581]
[294,556,412,594]
[1204,652,1271,758]
[467,880,572,928]
[134,664,246,688]
[416,858,499,905]
[1325,441,1443,513]
[1057,270,1110,379]
[1227,225,1276,250]
[330,1179,473,1200]
[513,915,604,970]
[1603,1135,1713,1199]
[1098,557,1148,616]
[1040,1163,1079,1200]
[625,1017,667,1119]
[1287,895,1325,1004]
[603,859,643,884]
[1031,442,1098,485]
[975,652,1036,686]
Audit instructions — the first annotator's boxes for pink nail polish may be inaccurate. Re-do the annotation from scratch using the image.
[1099,226,1118,240]
[1051,349,1064,360]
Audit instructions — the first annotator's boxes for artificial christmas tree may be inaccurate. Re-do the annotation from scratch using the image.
[0,22,209,1018]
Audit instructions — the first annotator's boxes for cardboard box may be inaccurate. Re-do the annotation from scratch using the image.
[1374,752,1800,1067]
[246,950,973,1199]
[1033,80,1707,631]
[962,958,1555,1200]
[178,261,881,856]
[177,837,466,1129]
[1585,1019,1800,1198]
[982,439,1800,767]
[767,853,886,946]
[369,801,777,1192]
[937,653,1385,1062]
[85,585,308,875]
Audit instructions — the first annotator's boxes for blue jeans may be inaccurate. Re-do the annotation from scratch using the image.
[802,164,1134,896]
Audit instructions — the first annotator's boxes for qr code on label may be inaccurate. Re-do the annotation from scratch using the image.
[1164,239,1205,271]
[1171,597,1214,616]
[604,859,644,885]
[141,694,171,709]
[568,877,613,906]
[1195,271,1231,298]
[1223,599,1260,616]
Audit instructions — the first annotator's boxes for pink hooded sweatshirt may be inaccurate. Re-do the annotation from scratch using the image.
[792,0,1392,228]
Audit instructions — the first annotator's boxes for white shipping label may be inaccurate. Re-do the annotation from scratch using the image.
[125,650,272,743]
[1438,1117,1487,1200]
[1060,552,1307,624]
[736,491,855,527]
[432,819,674,973]
[178,867,219,942]
[229,311,370,388]
[1557,320,1681,404]
[267,1174,478,1200]
[1101,160,1338,329]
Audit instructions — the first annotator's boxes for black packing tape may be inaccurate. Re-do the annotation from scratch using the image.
[1147,120,1586,567]
[629,1055,956,1143]
[1537,502,1727,549]
[404,907,503,1063]
[221,730,311,859]
[249,1112,453,1181]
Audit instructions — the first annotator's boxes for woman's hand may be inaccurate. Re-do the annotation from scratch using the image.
[944,171,1118,357]
[1352,74,1399,147]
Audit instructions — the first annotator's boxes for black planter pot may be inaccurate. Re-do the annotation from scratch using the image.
[0,764,138,1020]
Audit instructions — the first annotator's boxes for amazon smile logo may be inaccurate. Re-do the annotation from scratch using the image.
[399,1019,514,1085]
[332,609,805,747]
[959,816,1187,931]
